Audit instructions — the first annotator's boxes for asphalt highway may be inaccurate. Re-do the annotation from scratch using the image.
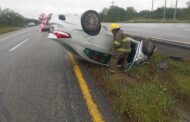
[103,23,190,58]
[121,23,190,58]
[0,27,117,122]
[103,23,190,45]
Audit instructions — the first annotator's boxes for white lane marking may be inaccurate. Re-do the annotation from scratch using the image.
[9,39,29,52]
[185,29,190,31]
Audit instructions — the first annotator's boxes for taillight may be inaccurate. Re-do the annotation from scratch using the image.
[54,31,71,38]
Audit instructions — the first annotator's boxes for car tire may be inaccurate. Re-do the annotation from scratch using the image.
[142,40,156,57]
[81,10,101,36]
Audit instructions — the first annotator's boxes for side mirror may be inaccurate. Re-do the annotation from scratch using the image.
[48,33,57,40]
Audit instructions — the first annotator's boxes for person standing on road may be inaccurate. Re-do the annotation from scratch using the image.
[108,23,132,73]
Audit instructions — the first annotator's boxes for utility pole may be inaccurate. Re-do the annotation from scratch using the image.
[152,0,154,11]
[170,0,173,7]
[187,0,190,8]
[0,6,1,12]
[163,0,167,19]
[111,0,115,7]
[173,0,178,21]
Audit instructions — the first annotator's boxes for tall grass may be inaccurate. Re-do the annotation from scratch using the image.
[109,80,176,122]
[86,52,189,121]
[0,27,18,34]
[169,60,190,102]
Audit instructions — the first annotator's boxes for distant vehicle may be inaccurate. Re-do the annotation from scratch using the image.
[39,14,51,32]
[28,22,35,27]
[40,21,49,31]
[48,10,156,69]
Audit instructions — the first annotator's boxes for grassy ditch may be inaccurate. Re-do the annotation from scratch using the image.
[83,53,190,122]
[0,27,19,34]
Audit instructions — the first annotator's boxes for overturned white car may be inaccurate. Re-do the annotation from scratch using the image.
[48,10,156,69]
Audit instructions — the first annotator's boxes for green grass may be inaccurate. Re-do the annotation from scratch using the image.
[109,81,176,122]
[172,75,190,101]
[169,60,190,102]
[139,53,190,103]
[85,53,190,122]
[151,53,190,102]
[0,27,18,34]
[169,60,190,76]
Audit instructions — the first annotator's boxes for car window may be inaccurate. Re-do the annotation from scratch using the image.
[58,15,66,21]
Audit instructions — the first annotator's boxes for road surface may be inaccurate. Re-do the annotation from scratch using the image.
[0,24,189,122]
[103,23,190,45]
[103,23,190,58]
[0,27,117,122]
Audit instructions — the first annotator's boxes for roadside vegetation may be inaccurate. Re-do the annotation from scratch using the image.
[0,27,19,34]
[100,3,190,23]
[0,8,38,34]
[84,53,190,122]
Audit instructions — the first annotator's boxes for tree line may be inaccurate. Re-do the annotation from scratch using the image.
[100,5,190,22]
[0,8,38,27]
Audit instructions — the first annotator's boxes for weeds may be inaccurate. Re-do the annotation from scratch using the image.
[169,60,190,76]
[109,79,176,122]
[85,52,190,122]
[168,60,190,102]
[0,27,18,34]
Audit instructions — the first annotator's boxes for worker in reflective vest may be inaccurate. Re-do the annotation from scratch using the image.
[108,23,131,73]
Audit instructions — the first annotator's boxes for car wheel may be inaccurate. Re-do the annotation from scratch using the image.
[81,10,101,36]
[142,40,156,57]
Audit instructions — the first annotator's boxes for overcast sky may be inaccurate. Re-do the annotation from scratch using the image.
[0,0,189,19]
